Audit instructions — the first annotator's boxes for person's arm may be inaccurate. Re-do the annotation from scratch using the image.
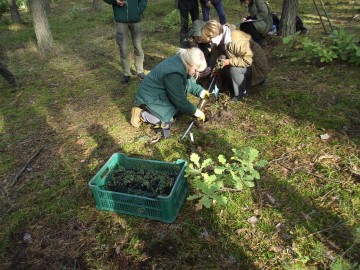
[254,0,270,20]
[139,0,148,14]
[103,0,116,5]
[226,41,253,67]
[164,73,197,115]
[187,79,205,97]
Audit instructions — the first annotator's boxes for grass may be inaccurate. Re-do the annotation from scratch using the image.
[0,0,359,269]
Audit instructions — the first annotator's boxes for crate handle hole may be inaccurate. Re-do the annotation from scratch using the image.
[100,167,110,181]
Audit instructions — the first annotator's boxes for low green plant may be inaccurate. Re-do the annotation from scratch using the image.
[186,147,268,209]
[283,28,360,64]
[163,9,180,30]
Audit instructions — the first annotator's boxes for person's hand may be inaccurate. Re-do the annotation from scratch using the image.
[194,109,205,121]
[214,58,225,71]
[200,90,210,99]
[117,0,125,6]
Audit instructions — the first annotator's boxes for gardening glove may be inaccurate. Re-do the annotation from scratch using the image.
[214,58,224,71]
[200,90,210,99]
[213,55,227,72]
[194,109,206,121]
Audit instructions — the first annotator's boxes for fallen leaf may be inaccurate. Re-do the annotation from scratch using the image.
[320,133,330,140]
[247,216,258,227]
[23,233,33,244]
[236,228,247,235]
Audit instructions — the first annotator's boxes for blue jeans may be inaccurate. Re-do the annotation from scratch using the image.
[115,22,144,76]
[201,1,226,25]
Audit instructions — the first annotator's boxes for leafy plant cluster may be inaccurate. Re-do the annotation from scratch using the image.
[283,28,360,65]
[162,9,180,30]
[186,148,268,209]
[105,166,178,197]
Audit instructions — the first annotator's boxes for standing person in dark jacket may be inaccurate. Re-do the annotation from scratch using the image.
[200,0,226,25]
[239,0,272,46]
[103,0,147,84]
[177,0,199,44]
[130,47,209,138]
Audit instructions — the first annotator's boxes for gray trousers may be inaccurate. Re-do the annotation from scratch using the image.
[115,22,144,76]
[229,66,252,97]
[141,110,175,138]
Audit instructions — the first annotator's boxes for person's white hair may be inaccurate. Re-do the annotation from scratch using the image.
[178,47,207,80]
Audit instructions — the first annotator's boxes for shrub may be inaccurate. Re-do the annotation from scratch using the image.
[186,147,268,209]
[283,28,360,65]
[163,9,180,30]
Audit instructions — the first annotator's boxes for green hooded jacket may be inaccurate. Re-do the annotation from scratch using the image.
[247,0,272,36]
[103,0,147,23]
[135,54,204,122]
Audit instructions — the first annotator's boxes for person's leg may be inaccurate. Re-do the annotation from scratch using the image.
[115,22,131,76]
[0,62,19,89]
[229,66,251,101]
[189,5,199,22]
[213,1,226,25]
[240,22,264,46]
[129,22,144,76]
[200,1,210,22]
[179,8,190,44]
[140,111,174,138]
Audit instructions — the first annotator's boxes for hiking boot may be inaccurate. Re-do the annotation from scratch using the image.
[137,73,145,80]
[131,107,143,128]
[121,75,130,84]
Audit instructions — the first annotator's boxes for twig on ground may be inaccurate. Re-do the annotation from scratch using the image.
[10,147,44,187]
[269,154,290,163]
[306,221,346,238]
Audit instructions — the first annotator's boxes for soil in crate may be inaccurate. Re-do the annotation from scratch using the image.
[105,166,179,197]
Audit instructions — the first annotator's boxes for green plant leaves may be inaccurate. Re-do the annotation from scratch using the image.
[283,27,360,65]
[190,153,200,168]
[187,147,267,209]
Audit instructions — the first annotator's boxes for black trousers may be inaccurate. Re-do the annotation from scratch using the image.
[240,22,264,46]
[179,7,199,43]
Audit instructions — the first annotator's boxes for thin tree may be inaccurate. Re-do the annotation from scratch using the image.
[93,0,100,11]
[28,0,54,55]
[8,0,21,23]
[279,0,298,36]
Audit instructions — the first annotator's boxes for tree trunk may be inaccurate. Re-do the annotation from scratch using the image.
[8,0,21,24]
[93,0,101,11]
[29,0,54,55]
[279,0,298,37]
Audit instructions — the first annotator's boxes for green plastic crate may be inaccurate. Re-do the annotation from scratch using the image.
[88,153,188,223]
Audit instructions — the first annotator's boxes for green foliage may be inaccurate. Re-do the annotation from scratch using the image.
[283,28,360,65]
[330,257,358,270]
[163,9,180,30]
[186,148,268,209]
[0,0,9,15]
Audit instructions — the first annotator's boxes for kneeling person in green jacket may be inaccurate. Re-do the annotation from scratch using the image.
[131,47,209,138]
